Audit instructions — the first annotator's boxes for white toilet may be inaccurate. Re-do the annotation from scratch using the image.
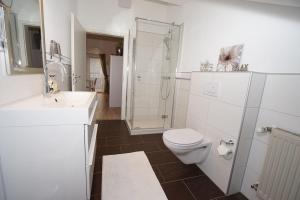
[163,128,211,164]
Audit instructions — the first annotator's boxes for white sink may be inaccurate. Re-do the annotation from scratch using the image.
[0,91,98,126]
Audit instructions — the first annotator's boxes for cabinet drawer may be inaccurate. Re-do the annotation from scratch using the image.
[86,124,98,199]
[85,121,96,151]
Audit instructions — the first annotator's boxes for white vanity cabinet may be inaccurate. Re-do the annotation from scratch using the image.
[0,92,98,200]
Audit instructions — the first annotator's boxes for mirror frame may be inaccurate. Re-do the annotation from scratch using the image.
[0,0,47,76]
[39,0,47,77]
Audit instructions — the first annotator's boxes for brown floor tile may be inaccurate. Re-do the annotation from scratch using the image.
[98,120,127,130]
[162,181,195,200]
[152,166,164,183]
[120,143,161,153]
[93,120,236,200]
[91,173,102,196]
[97,145,121,156]
[141,133,163,143]
[157,141,170,151]
[99,129,129,138]
[97,138,106,146]
[184,176,224,200]
[146,151,179,166]
[106,135,143,146]
[158,162,204,182]
[94,157,102,174]
[216,193,248,200]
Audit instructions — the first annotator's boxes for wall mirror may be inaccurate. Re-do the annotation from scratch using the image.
[0,0,45,76]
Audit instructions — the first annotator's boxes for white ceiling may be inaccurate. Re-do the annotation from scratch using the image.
[247,0,300,8]
[145,0,300,8]
[144,0,186,6]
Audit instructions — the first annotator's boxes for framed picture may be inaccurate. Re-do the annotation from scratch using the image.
[217,44,244,72]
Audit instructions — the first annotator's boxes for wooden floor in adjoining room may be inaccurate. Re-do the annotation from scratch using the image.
[95,93,121,120]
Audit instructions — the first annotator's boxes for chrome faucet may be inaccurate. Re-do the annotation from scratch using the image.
[43,40,63,96]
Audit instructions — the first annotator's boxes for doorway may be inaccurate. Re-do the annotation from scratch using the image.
[24,25,43,68]
[86,33,124,120]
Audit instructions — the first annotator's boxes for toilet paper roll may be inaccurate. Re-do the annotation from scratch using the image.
[217,144,231,156]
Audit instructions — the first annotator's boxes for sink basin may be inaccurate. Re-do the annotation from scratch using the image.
[0,92,98,127]
[3,92,95,108]
[43,92,94,107]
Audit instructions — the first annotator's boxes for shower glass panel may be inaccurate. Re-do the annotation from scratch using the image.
[126,18,181,132]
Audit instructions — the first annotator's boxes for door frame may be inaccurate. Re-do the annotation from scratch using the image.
[85,29,129,120]
[71,13,87,91]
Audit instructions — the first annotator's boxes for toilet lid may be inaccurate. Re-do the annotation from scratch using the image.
[163,129,204,146]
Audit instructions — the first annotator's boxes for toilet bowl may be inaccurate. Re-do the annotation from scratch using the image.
[163,128,211,164]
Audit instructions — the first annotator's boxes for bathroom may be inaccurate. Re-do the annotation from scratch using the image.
[0,0,300,200]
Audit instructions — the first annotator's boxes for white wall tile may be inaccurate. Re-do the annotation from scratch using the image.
[207,101,244,138]
[234,137,253,169]
[198,149,232,193]
[190,72,213,96]
[187,95,210,124]
[205,125,237,167]
[214,73,251,107]
[172,78,191,128]
[241,166,260,200]
[261,75,300,116]
[246,73,267,108]
[240,107,261,139]
[229,164,248,194]
[241,74,300,200]
[186,114,207,134]
[188,72,252,193]
[246,139,268,175]
[255,109,300,144]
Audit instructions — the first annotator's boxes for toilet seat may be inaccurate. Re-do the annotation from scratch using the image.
[163,129,204,147]
[163,128,211,164]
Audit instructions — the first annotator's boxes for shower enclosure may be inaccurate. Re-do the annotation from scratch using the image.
[126,18,182,134]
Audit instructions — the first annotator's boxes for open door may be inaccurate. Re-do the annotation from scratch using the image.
[71,13,86,91]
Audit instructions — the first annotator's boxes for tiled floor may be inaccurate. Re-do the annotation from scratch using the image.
[91,120,248,200]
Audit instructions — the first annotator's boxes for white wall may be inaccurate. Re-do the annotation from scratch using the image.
[76,0,169,36]
[43,0,76,59]
[0,74,44,106]
[168,0,300,73]
[76,0,132,36]
[241,74,300,200]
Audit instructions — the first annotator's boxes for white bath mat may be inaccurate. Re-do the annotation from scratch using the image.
[102,151,168,200]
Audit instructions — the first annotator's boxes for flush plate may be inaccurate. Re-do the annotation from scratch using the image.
[203,81,220,97]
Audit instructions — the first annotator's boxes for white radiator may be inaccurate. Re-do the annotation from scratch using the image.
[257,128,300,200]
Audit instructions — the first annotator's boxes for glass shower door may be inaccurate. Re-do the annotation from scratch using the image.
[158,25,181,129]
[130,18,181,131]
[133,28,165,129]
